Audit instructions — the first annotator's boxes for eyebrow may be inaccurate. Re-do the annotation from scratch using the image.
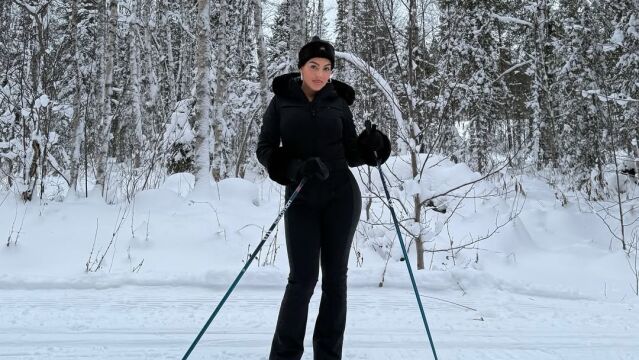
[309,61,331,68]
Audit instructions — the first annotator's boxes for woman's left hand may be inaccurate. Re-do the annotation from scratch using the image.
[356,122,391,165]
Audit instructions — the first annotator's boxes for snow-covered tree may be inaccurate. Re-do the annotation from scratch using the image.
[193,0,213,188]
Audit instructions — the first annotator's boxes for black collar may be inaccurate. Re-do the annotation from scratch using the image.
[271,72,355,106]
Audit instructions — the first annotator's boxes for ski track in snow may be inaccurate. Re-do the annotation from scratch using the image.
[0,286,636,360]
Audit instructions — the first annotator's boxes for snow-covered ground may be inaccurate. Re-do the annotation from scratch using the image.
[1,155,638,359]
[1,286,636,359]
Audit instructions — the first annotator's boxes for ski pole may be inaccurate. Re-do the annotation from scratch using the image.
[182,177,308,360]
[365,120,439,360]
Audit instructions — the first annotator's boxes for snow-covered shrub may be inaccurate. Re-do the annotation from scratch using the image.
[164,99,195,175]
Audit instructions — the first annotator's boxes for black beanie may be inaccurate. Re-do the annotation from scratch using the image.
[298,36,335,69]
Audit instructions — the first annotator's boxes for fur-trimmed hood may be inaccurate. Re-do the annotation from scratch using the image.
[271,72,355,106]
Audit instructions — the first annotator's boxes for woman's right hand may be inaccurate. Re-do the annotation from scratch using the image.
[295,157,329,181]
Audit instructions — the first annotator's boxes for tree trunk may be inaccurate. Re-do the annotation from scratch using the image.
[67,0,85,198]
[533,0,558,167]
[160,0,177,105]
[142,0,158,127]
[233,0,270,178]
[95,0,118,197]
[130,4,144,168]
[176,28,189,100]
[407,0,424,269]
[288,0,307,70]
[317,0,325,37]
[211,0,228,181]
[412,150,425,270]
[193,0,213,188]
[633,138,639,180]
[254,0,269,113]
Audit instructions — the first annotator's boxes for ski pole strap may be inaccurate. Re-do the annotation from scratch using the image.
[373,151,439,360]
[182,178,308,360]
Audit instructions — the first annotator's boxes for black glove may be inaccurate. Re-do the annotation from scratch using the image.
[294,157,329,181]
[357,120,391,166]
[358,121,385,152]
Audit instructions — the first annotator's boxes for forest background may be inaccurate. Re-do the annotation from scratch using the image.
[1,0,638,273]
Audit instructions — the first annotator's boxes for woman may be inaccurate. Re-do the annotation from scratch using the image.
[256,36,391,360]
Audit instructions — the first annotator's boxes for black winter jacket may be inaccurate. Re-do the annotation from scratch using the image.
[256,72,390,185]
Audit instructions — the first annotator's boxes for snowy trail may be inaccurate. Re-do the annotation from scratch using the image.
[1,285,637,360]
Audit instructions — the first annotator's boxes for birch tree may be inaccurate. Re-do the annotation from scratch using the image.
[193,0,213,188]
[67,0,85,197]
[129,0,144,167]
[212,0,229,180]
[159,0,177,106]
[253,0,269,111]
[95,0,117,198]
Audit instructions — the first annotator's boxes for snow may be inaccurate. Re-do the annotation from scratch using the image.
[628,14,639,39]
[164,99,195,147]
[0,157,638,359]
[581,89,638,105]
[34,94,49,108]
[161,172,195,197]
[52,103,73,119]
[489,13,532,27]
[612,28,625,45]
[12,0,38,14]
[1,286,636,359]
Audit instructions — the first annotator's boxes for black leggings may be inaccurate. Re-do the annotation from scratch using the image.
[269,169,362,360]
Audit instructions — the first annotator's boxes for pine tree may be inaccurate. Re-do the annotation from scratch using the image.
[434,0,512,173]
[528,0,560,168]
[268,0,294,76]
[610,1,639,154]
[306,0,329,39]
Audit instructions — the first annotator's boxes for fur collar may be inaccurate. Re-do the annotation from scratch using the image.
[271,72,355,106]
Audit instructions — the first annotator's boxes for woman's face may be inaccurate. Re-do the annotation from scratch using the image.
[300,57,332,92]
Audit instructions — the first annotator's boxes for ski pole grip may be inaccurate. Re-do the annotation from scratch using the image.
[363,120,380,164]
[365,120,372,134]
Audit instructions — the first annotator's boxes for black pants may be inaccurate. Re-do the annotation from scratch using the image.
[269,169,362,360]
